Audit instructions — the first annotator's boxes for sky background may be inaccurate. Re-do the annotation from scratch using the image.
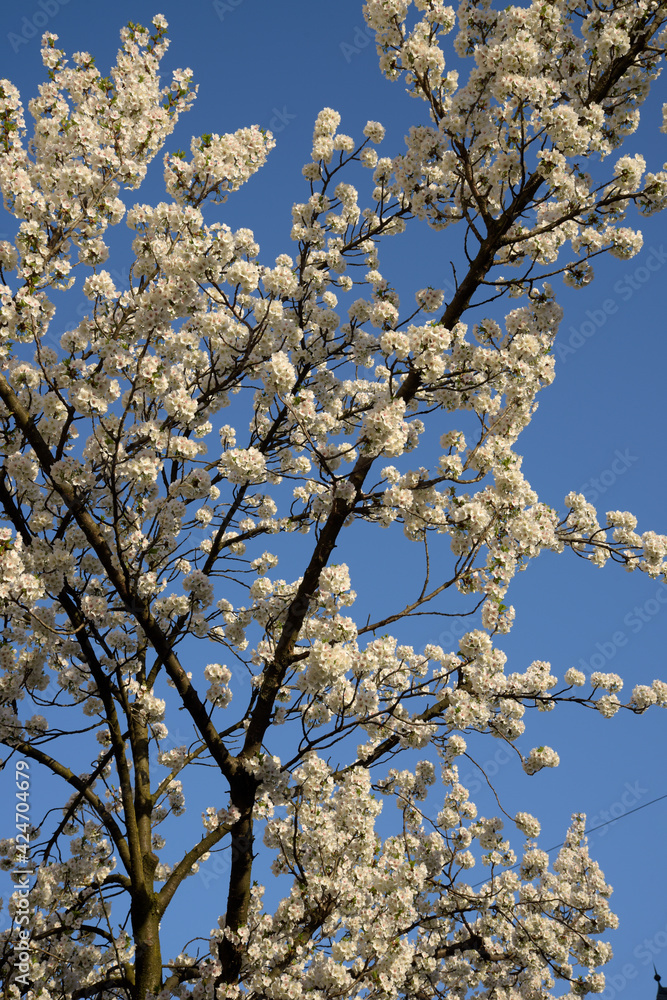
[1,1,667,996]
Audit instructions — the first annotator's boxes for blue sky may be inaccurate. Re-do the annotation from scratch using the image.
[2,0,667,994]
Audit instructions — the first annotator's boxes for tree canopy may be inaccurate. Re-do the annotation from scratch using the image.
[0,3,666,999]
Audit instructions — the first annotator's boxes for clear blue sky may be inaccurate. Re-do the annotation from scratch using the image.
[2,1,667,995]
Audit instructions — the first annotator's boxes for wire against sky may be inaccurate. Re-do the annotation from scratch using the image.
[473,792,667,889]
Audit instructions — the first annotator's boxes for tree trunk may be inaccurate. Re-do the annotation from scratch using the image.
[132,853,162,1000]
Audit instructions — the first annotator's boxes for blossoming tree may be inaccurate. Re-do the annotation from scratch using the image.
[0,2,666,998]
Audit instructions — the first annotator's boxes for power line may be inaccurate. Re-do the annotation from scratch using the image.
[543,791,667,853]
[471,790,667,888]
